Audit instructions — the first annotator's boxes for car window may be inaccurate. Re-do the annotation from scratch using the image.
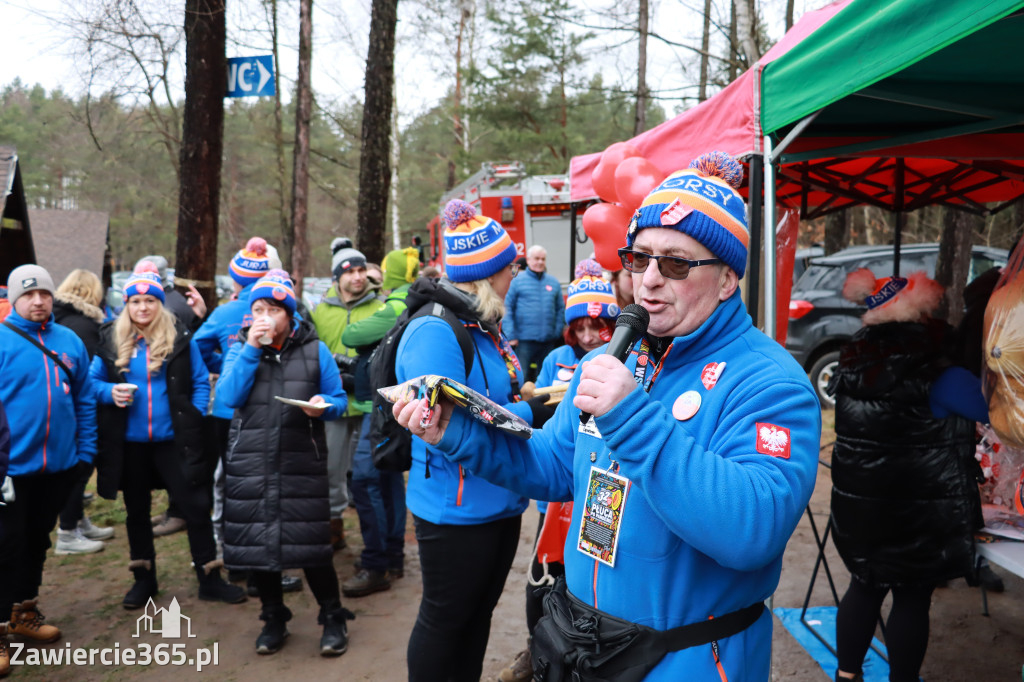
[969,252,1004,282]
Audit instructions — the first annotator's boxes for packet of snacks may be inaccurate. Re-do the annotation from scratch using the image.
[982,243,1024,450]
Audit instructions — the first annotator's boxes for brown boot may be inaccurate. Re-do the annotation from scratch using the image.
[10,600,60,643]
[330,519,347,552]
[498,648,532,682]
[0,623,10,678]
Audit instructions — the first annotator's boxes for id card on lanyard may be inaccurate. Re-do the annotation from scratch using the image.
[577,466,631,567]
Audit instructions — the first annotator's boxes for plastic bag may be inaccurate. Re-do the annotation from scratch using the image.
[982,243,1024,449]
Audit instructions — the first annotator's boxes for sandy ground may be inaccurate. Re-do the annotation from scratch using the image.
[9,415,1024,681]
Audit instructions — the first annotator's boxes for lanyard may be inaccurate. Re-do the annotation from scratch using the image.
[465,323,522,401]
[631,337,673,393]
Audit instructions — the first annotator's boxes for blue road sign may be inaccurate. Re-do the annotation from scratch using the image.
[226,56,275,98]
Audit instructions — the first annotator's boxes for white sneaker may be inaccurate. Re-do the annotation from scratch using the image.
[55,529,105,555]
[78,517,115,540]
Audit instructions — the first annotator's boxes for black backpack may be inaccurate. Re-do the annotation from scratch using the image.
[368,300,474,471]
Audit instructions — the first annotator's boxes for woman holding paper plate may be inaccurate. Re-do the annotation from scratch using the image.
[90,262,245,609]
[216,269,354,658]
[395,200,549,682]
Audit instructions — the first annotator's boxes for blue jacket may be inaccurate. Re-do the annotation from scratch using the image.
[435,292,821,681]
[0,397,10,481]
[397,312,533,525]
[504,269,564,342]
[0,311,97,475]
[90,337,210,443]
[193,283,254,419]
[536,344,584,389]
[217,319,347,422]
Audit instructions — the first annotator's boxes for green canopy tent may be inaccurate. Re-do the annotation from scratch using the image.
[756,0,1024,337]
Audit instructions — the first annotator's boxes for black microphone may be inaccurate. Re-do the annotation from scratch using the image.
[579,303,650,424]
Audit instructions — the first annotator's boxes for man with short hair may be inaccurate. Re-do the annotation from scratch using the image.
[396,153,821,681]
[504,245,564,383]
[0,265,97,664]
[311,238,385,550]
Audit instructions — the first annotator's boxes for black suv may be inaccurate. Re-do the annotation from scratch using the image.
[786,242,1008,408]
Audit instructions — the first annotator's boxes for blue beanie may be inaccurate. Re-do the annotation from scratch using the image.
[442,200,518,283]
[123,262,166,304]
[249,269,297,315]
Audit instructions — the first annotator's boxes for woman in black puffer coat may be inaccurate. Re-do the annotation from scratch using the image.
[216,269,353,658]
[829,269,989,682]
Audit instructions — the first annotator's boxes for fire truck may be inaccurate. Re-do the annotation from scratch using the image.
[425,162,591,286]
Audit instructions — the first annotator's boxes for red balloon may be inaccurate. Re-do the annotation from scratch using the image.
[613,157,666,209]
[591,142,641,204]
[582,202,633,271]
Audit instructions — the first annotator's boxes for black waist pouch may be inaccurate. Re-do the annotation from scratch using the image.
[532,576,764,682]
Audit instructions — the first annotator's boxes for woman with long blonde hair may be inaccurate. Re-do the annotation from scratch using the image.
[89,262,245,609]
[52,269,113,556]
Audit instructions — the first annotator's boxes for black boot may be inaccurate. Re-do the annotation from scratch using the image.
[256,604,292,655]
[195,560,247,604]
[123,559,158,610]
[318,601,355,657]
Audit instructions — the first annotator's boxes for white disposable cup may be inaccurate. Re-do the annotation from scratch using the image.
[258,315,275,345]
[116,383,138,405]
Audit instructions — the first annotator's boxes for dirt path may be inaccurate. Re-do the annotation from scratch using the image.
[11,430,1024,681]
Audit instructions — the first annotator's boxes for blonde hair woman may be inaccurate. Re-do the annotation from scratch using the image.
[88,262,245,610]
[52,269,113,555]
[394,200,538,682]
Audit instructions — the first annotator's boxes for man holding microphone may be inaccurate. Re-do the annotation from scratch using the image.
[394,152,821,682]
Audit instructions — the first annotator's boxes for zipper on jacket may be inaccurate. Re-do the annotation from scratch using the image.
[146,343,154,441]
[309,420,321,460]
[37,327,53,471]
[456,464,465,506]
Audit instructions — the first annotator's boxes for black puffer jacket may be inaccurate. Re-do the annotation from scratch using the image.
[829,320,980,588]
[222,320,332,572]
[93,320,207,500]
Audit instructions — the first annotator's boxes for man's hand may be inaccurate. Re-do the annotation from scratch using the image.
[573,354,636,418]
[301,395,329,418]
[393,396,452,446]
[185,284,208,319]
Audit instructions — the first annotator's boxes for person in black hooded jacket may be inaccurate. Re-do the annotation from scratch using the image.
[829,268,989,682]
[216,269,354,658]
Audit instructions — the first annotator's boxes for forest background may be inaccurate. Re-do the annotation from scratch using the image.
[2,0,1020,280]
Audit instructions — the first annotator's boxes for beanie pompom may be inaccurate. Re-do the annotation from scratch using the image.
[264,268,292,283]
[134,260,160,276]
[245,237,268,257]
[575,258,603,279]
[331,237,353,255]
[689,151,743,189]
[843,268,878,304]
[444,200,477,230]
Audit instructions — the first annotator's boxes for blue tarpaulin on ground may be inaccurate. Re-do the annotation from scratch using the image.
[774,606,890,681]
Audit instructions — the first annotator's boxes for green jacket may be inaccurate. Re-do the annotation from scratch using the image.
[339,283,411,413]
[310,286,385,416]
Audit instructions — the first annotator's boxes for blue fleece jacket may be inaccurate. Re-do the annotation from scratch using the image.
[435,291,821,681]
[397,314,533,525]
[216,324,347,422]
[90,338,210,443]
[535,344,583,389]
[0,397,10,481]
[504,269,564,342]
[193,283,253,418]
[0,311,97,475]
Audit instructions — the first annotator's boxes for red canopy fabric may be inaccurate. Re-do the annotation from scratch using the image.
[569,0,852,202]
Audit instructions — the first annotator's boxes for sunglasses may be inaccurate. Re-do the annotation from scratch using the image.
[618,248,722,280]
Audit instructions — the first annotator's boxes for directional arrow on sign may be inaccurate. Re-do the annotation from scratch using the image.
[256,59,272,96]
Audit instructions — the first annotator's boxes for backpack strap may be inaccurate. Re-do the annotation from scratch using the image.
[2,320,74,383]
[407,302,473,378]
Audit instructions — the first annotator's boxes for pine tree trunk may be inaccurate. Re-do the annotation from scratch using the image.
[356,0,399,265]
[271,0,292,271]
[699,0,712,102]
[289,0,312,293]
[633,0,648,136]
[175,0,225,307]
[935,207,977,324]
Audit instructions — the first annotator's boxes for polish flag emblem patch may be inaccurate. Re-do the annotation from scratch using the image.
[756,423,790,458]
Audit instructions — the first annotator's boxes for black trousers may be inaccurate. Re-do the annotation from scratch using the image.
[58,464,92,531]
[121,441,217,566]
[407,514,522,682]
[836,577,935,682]
[251,565,340,611]
[0,467,78,617]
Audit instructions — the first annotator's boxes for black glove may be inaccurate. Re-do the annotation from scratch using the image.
[527,395,556,428]
[341,373,356,394]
